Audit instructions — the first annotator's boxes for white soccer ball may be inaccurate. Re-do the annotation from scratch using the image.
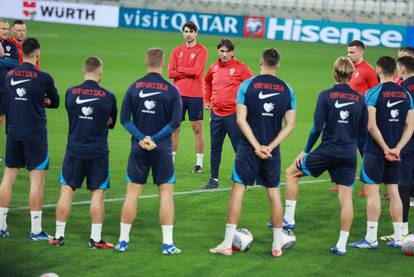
[282,229,296,250]
[402,234,414,256]
[232,228,254,251]
[39,273,59,277]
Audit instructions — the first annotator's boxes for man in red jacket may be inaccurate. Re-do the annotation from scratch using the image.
[168,21,208,173]
[347,40,378,95]
[7,20,40,68]
[203,38,254,189]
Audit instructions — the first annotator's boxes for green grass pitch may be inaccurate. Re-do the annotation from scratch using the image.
[0,21,412,277]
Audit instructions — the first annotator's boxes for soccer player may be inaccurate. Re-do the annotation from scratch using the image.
[48,57,117,248]
[349,56,414,249]
[347,40,379,95]
[330,40,379,195]
[381,56,414,241]
[168,21,208,172]
[0,18,19,128]
[383,47,414,201]
[203,38,254,189]
[392,47,414,85]
[210,48,296,257]
[283,57,367,256]
[0,37,59,239]
[115,48,182,254]
[398,46,414,58]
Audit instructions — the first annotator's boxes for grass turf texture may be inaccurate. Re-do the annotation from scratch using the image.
[0,22,412,276]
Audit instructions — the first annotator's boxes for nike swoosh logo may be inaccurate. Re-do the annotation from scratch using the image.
[334,100,355,108]
[75,96,99,104]
[11,78,31,86]
[387,100,404,108]
[139,90,162,98]
[258,91,280,99]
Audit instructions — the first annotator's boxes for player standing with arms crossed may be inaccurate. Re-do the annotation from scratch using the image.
[168,21,208,172]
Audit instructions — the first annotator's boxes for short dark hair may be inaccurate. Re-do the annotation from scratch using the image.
[22,37,40,57]
[262,48,280,67]
[84,56,102,73]
[376,56,396,76]
[12,20,25,26]
[348,40,365,50]
[146,48,164,67]
[217,38,235,51]
[397,56,414,73]
[399,46,414,57]
[182,21,198,33]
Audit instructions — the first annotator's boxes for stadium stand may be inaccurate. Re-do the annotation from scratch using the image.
[55,0,414,25]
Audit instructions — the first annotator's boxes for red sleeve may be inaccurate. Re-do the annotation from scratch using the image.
[168,48,186,80]
[6,38,23,64]
[204,65,213,104]
[240,64,254,81]
[177,47,208,77]
[366,67,379,89]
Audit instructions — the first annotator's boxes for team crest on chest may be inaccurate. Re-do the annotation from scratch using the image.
[190,53,196,59]
[389,109,399,122]
[229,68,235,75]
[6,46,11,52]
[338,110,350,124]
[79,106,94,120]
[142,100,156,114]
[178,52,183,58]
[262,102,275,117]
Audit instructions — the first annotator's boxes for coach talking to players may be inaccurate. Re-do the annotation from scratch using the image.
[203,38,254,189]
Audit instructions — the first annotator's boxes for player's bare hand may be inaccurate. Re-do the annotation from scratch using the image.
[0,44,4,57]
[107,117,113,126]
[254,146,271,159]
[138,137,155,151]
[204,103,212,110]
[144,136,157,151]
[385,148,400,162]
[44,97,51,106]
[254,149,267,159]
[260,145,272,159]
[138,139,148,150]
[295,151,306,168]
[0,115,3,130]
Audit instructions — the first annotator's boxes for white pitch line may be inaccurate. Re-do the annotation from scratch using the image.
[10,179,331,212]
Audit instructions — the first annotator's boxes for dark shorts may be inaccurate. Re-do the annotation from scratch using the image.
[181,96,203,121]
[5,138,49,170]
[232,145,281,188]
[400,155,414,187]
[59,154,110,190]
[360,152,401,185]
[126,147,175,185]
[299,151,356,187]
